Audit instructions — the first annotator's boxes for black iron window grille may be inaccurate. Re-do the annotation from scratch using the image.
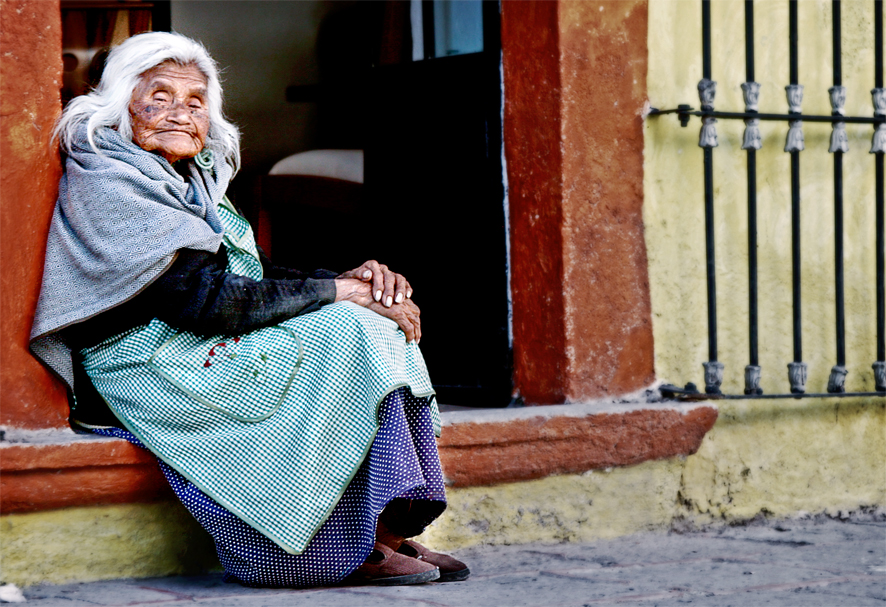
[650,0,885,400]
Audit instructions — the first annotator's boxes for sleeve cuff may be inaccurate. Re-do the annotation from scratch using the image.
[312,278,338,306]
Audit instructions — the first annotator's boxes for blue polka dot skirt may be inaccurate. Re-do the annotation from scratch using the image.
[91,387,446,588]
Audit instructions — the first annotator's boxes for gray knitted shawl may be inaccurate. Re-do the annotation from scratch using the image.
[30,125,232,389]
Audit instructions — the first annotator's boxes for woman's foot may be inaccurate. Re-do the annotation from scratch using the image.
[397,540,471,582]
[345,542,440,586]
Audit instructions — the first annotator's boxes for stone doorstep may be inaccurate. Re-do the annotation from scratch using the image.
[0,401,718,514]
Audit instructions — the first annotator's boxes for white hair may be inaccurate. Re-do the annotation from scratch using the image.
[54,31,240,172]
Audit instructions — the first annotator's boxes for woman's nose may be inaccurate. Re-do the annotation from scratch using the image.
[163,103,189,124]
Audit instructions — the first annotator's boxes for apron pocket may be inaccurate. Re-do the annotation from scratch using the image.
[148,325,303,422]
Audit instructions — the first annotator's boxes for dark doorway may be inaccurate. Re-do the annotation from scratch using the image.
[270,1,510,407]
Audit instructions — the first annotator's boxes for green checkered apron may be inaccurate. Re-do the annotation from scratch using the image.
[82,198,439,555]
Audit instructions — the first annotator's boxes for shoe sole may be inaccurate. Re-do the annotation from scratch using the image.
[438,568,471,583]
[367,567,441,586]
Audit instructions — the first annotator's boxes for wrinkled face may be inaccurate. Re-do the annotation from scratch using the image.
[129,61,210,164]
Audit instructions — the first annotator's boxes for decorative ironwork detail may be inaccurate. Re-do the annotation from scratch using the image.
[785,84,804,113]
[742,118,762,150]
[788,361,807,393]
[873,88,886,116]
[741,82,761,111]
[784,85,805,152]
[744,364,762,395]
[873,125,886,154]
[829,86,847,116]
[698,79,718,149]
[872,88,886,154]
[741,82,762,150]
[827,365,848,393]
[699,117,719,148]
[703,360,724,394]
[785,120,805,152]
[698,78,717,108]
[873,361,886,392]
[830,122,849,153]
[828,86,849,153]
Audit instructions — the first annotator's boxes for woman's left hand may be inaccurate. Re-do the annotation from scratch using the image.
[367,298,421,343]
[333,277,421,343]
[338,260,411,308]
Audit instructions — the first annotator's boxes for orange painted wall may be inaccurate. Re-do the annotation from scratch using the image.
[503,0,654,404]
[501,1,567,404]
[557,0,654,400]
[0,0,69,429]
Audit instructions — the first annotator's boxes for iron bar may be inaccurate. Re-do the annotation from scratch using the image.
[745,0,755,83]
[833,0,842,86]
[879,157,885,361]
[649,108,884,124]
[705,148,717,365]
[703,0,712,80]
[828,0,848,392]
[834,154,846,367]
[723,392,883,399]
[790,0,798,84]
[659,383,884,400]
[700,0,722,394]
[748,150,759,367]
[743,0,762,394]
[877,157,885,390]
[791,151,802,365]
[877,0,883,89]
[876,0,885,391]
[785,0,807,393]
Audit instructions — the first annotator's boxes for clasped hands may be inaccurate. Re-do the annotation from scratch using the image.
[334,260,420,343]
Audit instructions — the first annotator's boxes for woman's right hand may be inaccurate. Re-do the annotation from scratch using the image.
[334,277,374,306]
[338,260,412,308]
[334,278,421,342]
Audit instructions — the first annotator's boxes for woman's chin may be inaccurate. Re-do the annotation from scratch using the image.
[138,135,202,164]
[155,146,200,164]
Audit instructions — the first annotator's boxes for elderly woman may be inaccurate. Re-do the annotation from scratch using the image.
[30,31,467,588]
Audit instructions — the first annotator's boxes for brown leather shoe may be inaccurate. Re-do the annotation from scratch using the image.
[397,540,471,582]
[344,542,440,586]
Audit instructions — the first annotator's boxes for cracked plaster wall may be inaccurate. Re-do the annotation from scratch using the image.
[420,400,884,549]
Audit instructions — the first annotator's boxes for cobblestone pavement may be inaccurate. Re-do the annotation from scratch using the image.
[19,516,886,607]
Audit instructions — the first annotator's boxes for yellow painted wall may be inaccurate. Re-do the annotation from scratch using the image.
[680,397,885,522]
[421,397,884,549]
[645,0,881,394]
[0,503,219,587]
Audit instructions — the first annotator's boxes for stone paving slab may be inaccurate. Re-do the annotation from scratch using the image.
[19,517,885,607]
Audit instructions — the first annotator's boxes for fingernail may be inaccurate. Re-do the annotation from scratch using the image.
[385,296,393,307]
[363,270,372,279]
[375,290,382,301]
[395,293,404,303]
[406,290,413,298]
[416,338,420,345]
